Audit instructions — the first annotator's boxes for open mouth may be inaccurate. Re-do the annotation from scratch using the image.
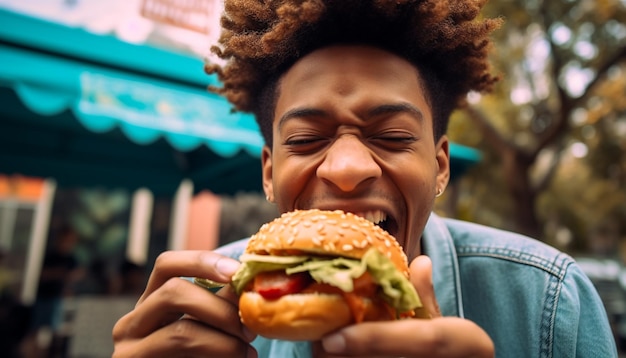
[356,210,398,238]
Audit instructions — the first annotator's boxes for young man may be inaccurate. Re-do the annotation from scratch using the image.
[113,1,617,357]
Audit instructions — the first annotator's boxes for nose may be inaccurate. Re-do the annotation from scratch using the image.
[316,134,382,192]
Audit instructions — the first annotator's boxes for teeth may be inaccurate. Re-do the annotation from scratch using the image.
[356,210,387,224]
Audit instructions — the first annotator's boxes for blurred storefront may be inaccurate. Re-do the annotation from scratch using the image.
[0,1,264,356]
[0,0,263,290]
[0,1,482,356]
[0,176,51,303]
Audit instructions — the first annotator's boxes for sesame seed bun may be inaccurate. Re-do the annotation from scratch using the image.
[237,209,415,341]
[245,209,409,276]
[239,292,352,341]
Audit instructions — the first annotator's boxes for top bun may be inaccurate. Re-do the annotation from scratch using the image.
[245,209,409,277]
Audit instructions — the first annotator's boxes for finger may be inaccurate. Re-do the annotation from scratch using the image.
[321,318,494,357]
[409,255,441,318]
[311,340,390,358]
[113,317,258,358]
[114,277,254,343]
[215,282,241,305]
[138,251,240,304]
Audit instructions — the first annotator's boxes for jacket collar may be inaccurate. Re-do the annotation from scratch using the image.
[422,213,464,317]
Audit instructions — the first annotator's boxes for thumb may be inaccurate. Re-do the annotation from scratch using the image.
[409,255,441,319]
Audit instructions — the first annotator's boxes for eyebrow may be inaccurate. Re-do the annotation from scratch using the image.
[277,102,424,129]
[367,102,424,123]
[278,107,327,130]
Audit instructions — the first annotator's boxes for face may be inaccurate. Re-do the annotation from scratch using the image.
[261,45,450,259]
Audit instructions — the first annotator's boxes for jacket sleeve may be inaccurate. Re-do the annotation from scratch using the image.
[553,262,618,357]
[215,238,249,260]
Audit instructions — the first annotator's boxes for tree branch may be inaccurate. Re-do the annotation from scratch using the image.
[464,106,521,154]
[534,143,565,192]
[531,15,571,157]
[574,46,626,108]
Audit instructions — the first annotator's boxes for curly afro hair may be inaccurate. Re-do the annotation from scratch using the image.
[206,0,502,145]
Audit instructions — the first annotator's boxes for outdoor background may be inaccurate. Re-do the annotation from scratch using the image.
[0,0,625,357]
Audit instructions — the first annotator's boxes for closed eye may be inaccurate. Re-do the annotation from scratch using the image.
[283,136,331,154]
[371,133,417,144]
[369,134,418,152]
[284,137,327,146]
[375,135,416,142]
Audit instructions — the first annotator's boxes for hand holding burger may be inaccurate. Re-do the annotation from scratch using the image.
[229,209,428,341]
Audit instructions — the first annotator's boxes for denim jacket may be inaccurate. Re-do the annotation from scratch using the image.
[216,213,617,357]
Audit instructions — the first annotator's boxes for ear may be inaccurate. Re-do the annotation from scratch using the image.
[261,145,274,202]
[435,135,450,194]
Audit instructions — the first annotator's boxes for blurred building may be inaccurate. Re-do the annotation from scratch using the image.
[0,1,482,356]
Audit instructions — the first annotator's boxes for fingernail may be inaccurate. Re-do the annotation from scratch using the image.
[215,257,240,276]
[322,333,345,354]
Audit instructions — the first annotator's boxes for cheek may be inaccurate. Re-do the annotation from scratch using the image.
[390,159,437,247]
[390,157,436,198]
[272,156,318,209]
[400,172,434,224]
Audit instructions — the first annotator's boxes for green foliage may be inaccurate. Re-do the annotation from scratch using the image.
[50,188,130,265]
[444,0,626,254]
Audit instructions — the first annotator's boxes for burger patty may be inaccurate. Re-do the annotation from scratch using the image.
[246,270,396,323]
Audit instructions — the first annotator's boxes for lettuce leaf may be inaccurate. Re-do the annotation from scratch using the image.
[361,249,422,313]
[231,261,293,294]
[231,248,422,313]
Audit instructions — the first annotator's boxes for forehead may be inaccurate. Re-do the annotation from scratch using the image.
[283,45,420,85]
[275,45,431,120]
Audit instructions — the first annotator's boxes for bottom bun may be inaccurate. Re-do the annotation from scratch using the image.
[239,292,352,341]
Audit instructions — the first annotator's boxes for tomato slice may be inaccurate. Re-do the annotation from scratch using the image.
[252,271,312,300]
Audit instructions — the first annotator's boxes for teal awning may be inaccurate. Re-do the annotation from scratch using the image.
[0,44,263,156]
[449,142,481,179]
[0,9,479,195]
[0,9,264,195]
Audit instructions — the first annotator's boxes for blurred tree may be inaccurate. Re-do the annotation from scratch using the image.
[48,187,131,290]
[445,0,626,247]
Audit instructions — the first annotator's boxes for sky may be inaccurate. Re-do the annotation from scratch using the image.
[0,0,223,60]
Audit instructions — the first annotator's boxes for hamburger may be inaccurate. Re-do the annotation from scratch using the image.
[230,209,426,341]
